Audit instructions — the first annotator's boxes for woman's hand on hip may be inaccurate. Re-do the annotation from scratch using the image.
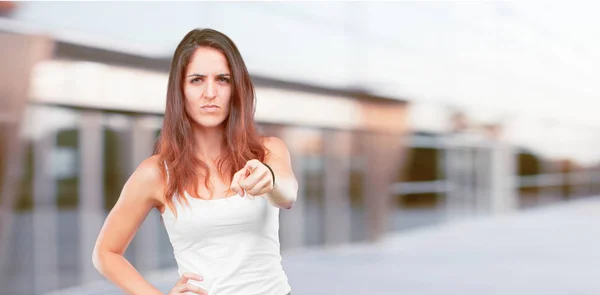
[168,272,207,295]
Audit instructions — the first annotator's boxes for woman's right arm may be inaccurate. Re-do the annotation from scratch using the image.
[92,156,166,295]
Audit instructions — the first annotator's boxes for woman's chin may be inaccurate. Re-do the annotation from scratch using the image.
[193,119,226,129]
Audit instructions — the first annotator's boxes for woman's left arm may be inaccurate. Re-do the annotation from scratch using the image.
[230,137,298,209]
[261,137,298,209]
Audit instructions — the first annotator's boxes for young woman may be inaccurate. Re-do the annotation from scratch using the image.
[92,28,297,295]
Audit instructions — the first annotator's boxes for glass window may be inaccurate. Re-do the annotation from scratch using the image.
[349,130,367,242]
[102,113,132,211]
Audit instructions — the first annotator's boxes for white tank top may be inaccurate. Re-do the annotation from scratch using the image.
[160,165,291,295]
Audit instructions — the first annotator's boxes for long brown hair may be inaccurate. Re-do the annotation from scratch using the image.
[155,28,266,214]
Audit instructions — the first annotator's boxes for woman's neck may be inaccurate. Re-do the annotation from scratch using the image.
[192,125,225,163]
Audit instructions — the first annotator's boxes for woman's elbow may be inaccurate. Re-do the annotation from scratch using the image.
[281,201,294,210]
[92,247,114,274]
[281,192,297,210]
[272,193,296,210]
[91,248,104,272]
[287,181,299,209]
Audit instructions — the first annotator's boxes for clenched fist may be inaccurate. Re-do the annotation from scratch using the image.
[230,159,275,198]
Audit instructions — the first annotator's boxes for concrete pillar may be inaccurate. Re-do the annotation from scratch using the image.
[78,110,105,283]
[0,32,53,276]
[475,144,492,215]
[130,116,160,274]
[464,145,477,217]
[32,131,59,293]
[489,142,512,214]
[278,128,306,251]
[362,132,405,242]
[490,143,518,214]
[444,136,470,220]
[323,130,352,246]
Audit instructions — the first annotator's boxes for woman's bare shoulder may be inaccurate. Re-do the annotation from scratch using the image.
[125,155,166,203]
[262,136,290,155]
[135,155,165,182]
[262,136,286,147]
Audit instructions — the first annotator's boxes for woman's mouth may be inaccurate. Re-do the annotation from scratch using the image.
[201,105,220,112]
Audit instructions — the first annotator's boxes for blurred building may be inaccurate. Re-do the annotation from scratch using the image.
[2,2,600,295]
[0,14,410,295]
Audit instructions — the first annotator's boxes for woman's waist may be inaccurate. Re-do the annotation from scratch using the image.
[174,245,283,273]
[177,258,289,295]
[176,250,282,270]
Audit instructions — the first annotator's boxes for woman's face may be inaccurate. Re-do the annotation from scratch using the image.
[183,47,232,129]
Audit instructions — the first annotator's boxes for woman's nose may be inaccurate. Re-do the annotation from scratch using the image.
[204,80,217,98]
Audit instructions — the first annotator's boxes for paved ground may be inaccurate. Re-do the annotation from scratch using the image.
[45,197,600,295]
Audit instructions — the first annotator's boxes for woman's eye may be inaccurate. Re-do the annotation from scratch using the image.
[218,77,230,83]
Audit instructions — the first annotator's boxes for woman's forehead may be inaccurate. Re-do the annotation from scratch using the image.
[186,47,230,74]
